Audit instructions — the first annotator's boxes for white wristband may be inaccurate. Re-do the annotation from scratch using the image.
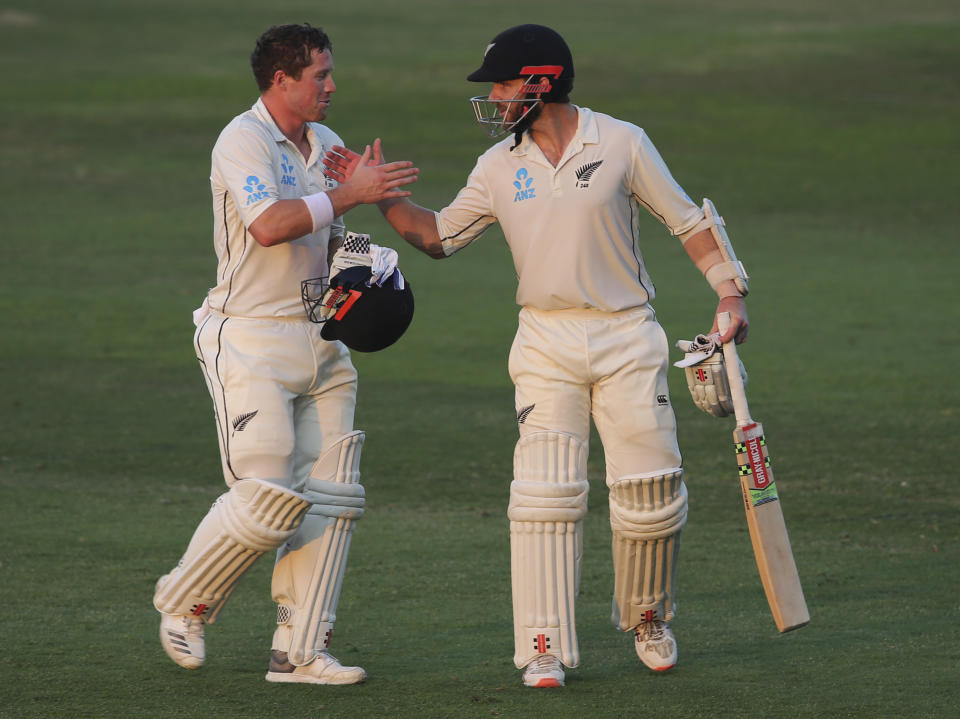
[301,191,334,232]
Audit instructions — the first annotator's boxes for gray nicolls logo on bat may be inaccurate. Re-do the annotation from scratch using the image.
[575,160,603,188]
[232,410,259,435]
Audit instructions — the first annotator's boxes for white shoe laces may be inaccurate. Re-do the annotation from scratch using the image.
[527,654,560,672]
[636,620,665,642]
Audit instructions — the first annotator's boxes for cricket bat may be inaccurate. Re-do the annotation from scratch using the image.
[718,312,809,632]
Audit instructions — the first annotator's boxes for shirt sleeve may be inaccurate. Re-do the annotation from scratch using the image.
[436,157,498,256]
[629,130,705,238]
[211,122,279,229]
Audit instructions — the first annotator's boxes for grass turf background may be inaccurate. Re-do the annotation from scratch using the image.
[0,1,957,717]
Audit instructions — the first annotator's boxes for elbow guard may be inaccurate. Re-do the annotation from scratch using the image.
[695,198,749,297]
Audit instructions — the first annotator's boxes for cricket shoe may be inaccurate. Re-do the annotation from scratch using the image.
[265,650,366,685]
[522,654,565,688]
[634,620,677,672]
[159,612,206,669]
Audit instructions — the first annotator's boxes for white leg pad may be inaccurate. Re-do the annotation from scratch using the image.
[608,469,687,629]
[154,479,310,622]
[509,431,589,669]
[272,431,365,666]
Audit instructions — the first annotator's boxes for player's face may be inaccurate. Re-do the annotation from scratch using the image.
[285,48,336,122]
[488,78,528,123]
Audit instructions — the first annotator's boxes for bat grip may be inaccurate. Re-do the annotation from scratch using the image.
[718,312,752,425]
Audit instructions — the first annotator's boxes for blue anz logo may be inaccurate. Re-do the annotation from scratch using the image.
[243,176,269,206]
[280,153,297,187]
[513,168,535,202]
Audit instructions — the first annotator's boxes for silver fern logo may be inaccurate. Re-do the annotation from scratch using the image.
[232,410,259,435]
[517,404,535,424]
[575,160,603,188]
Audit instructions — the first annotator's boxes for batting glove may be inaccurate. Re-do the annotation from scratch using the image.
[329,232,402,288]
[674,333,747,418]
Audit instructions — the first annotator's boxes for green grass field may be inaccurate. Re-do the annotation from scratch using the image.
[1,1,958,717]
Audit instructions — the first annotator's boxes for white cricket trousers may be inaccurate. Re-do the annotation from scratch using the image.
[194,311,358,491]
[508,305,682,480]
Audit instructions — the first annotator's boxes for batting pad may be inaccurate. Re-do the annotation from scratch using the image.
[608,469,687,630]
[154,479,310,622]
[272,431,366,666]
[509,431,589,669]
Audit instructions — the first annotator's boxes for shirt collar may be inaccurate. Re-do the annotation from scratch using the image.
[577,106,599,146]
[509,105,599,159]
[252,97,322,164]
[252,97,288,143]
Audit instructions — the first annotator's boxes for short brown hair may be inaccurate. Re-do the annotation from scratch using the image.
[250,24,332,92]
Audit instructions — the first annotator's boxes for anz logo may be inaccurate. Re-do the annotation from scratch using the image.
[513,167,535,202]
[243,176,270,206]
[279,153,297,187]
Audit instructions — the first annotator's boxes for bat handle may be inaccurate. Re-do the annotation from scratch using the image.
[718,312,752,426]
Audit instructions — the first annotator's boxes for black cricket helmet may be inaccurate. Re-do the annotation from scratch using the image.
[302,265,414,353]
[467,24,575,139]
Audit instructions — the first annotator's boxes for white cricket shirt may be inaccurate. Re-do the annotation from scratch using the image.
[205,98,345,318]
[435,106,705,312]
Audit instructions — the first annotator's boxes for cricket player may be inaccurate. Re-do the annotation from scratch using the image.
[152,23,418,685]
[325,24,750,687]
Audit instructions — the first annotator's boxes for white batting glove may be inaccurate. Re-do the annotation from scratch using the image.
[329,232,373,276]
[675,333,722,366]
[369,244,401,287]
[674,333,747,418]
[329,232,401,288]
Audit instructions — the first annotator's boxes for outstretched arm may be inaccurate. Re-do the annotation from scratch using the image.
[376,197,446,259]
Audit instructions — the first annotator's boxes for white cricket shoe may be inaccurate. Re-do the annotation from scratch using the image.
[265,650,366,685]
[634,620,677,672]
[522,654,565,688]
[159,612,205,669]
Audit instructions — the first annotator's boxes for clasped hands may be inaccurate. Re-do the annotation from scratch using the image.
[323,138,398,190]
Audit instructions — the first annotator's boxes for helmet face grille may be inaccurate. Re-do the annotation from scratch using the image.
[469,96,540,139]
[301,277,331,323]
